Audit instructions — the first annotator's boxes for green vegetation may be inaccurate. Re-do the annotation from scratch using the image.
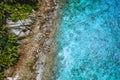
[0,0,38,79]
[0,25,18,79]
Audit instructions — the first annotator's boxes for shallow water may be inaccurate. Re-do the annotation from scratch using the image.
[52,0,120,80]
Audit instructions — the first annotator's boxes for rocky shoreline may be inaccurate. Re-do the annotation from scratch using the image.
[4,0,62,80]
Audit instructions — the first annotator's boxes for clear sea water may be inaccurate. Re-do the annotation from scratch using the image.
[52,0,120,80]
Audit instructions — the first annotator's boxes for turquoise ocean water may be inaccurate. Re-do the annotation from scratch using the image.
[52,0,120,80]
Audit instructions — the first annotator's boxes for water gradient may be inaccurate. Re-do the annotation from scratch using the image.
[53,0,120,80]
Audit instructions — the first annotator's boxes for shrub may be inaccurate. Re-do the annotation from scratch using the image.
[0,0,38,79]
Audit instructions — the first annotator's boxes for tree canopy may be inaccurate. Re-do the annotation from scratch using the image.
[0,0,38,79]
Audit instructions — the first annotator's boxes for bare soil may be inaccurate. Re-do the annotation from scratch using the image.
[4,0,61,80]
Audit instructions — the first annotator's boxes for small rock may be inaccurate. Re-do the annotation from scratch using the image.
[10,29,21,35]
[18,32,26,38]
[25,30,30,35]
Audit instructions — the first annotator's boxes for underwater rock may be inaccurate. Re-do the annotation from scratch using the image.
[53,0,120,80]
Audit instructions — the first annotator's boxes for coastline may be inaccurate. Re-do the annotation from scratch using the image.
[37,0,62,80]
[4,0,64,80]
[4,0,62,80]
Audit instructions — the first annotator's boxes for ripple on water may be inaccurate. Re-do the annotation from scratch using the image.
[53,0,120,80]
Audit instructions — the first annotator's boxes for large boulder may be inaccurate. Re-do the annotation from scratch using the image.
[7,13,35,38]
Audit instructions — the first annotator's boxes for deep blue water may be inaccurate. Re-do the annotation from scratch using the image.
[53,0,120,80]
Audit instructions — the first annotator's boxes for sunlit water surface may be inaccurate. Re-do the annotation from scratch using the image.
[52,0,120,80]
